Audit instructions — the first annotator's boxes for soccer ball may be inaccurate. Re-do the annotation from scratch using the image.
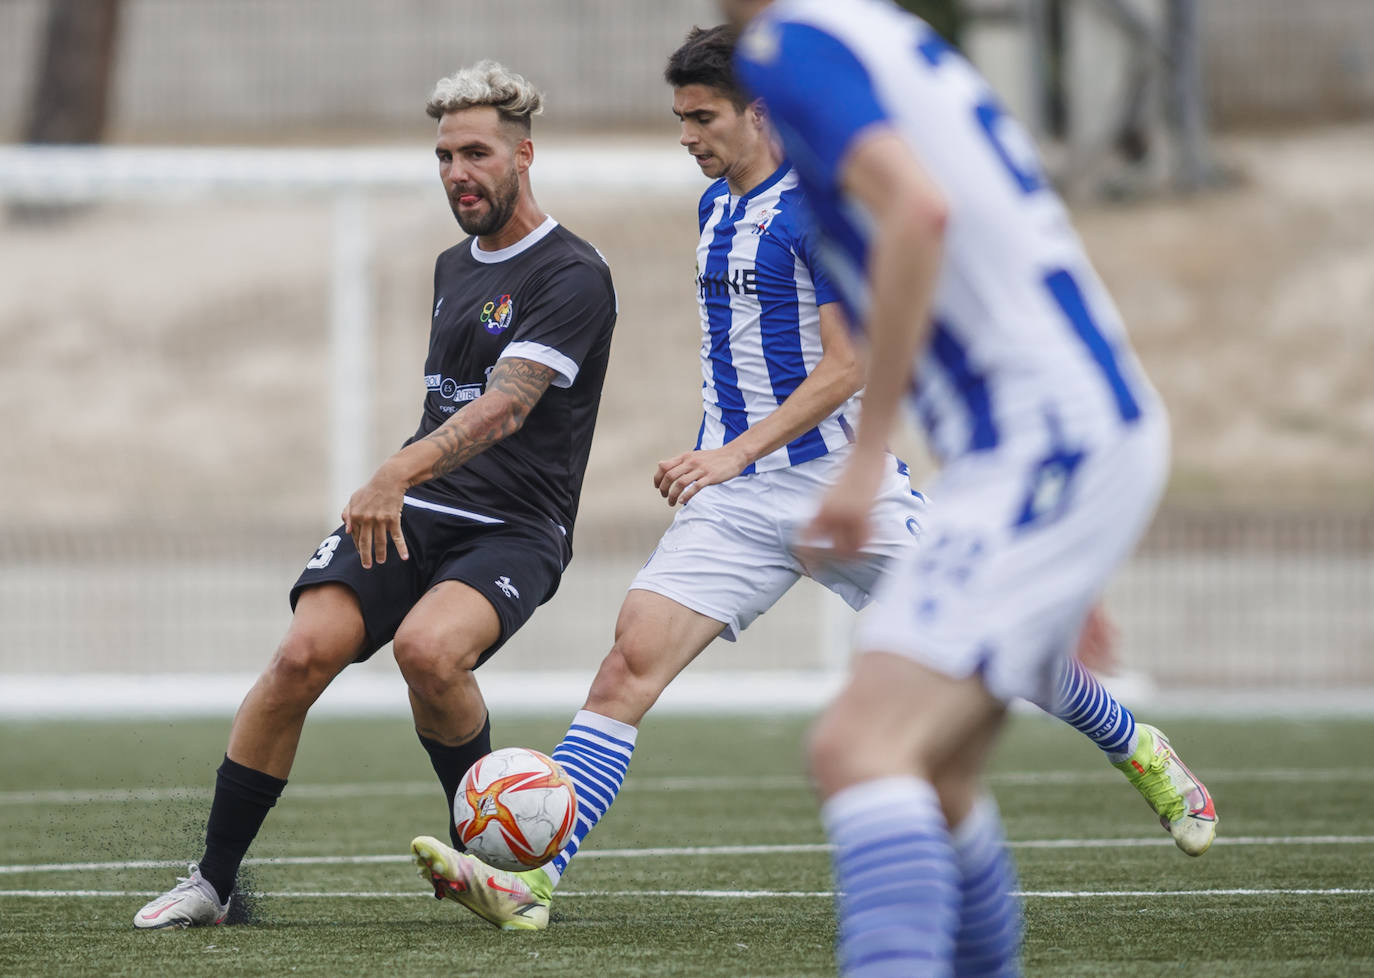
[453,747,578,872]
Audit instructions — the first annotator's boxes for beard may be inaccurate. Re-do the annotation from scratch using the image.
[451,165,521,237]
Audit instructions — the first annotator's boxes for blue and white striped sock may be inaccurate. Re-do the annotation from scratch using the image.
[1051,657,1138,761]
[951,797,1022,978]
[822,776,960,978]
[541,709,637,887]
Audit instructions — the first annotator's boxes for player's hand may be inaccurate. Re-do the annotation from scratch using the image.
[1075,603,1120,674]
[653,446,750,507]
[341,463,410,569]
[803,449,886,558]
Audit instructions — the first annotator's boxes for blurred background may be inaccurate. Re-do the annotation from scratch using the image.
[0,0,1371,714]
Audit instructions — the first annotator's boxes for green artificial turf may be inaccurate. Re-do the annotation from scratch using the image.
[1,712,1371,977]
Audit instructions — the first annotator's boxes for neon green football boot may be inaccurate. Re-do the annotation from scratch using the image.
[1114,723,1218,856]
[411,835,553,931]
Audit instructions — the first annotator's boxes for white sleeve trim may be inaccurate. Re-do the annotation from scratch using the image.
[499,341,579,388]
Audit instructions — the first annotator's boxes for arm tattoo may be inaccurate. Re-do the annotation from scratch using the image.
[420,358,558,480]
[490,357,559,410]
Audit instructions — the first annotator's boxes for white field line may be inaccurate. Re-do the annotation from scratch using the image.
[3,836,1374,877]
[0,775,806,806]
[3,768,1371,807]
[3,887,1373,900]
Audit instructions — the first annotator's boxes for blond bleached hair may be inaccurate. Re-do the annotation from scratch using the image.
[425,60,544,132]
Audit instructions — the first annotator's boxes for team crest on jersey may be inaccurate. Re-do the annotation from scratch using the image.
[749,206,780,236]
[739,18,780,65]
[480,293,514,334]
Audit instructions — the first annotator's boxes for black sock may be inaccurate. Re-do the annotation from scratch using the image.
[418,714,491,850]
[198,756,287,903]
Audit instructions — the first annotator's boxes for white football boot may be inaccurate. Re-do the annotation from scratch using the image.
[411,835,552,931]
[133,863,229,929]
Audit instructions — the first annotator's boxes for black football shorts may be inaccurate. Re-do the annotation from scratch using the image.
[290,502,568,666]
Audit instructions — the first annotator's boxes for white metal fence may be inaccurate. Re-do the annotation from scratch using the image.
[2,511,1371,690]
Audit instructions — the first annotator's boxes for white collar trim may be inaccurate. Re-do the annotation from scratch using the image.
[469,215,559,264]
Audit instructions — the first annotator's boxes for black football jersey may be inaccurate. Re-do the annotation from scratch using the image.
[404,218,617,549]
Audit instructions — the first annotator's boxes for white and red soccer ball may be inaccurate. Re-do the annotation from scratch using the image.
[454,747,578,872]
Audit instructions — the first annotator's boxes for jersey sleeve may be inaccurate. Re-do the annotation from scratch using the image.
[735,19,889,192]
[699,179,727,233]
[499,258,615,389]
[793,222,840,307]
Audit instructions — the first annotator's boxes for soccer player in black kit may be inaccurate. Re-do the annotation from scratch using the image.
[134,60,617,930]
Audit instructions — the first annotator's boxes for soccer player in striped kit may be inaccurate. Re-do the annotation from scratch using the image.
[724,0,1213,973]
[411,22,1214,934]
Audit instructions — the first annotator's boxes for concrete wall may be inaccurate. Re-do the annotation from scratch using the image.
[0,0,719,139]
[2,0,1371,141]
[1206,0,1374,124]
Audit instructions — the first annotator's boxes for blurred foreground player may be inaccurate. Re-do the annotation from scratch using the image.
[409,24,1213,933]
[727,0,1201,974]
[133,61,616,929]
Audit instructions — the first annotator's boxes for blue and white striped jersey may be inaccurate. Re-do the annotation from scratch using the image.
[735,0,1159,464]
[694,163,859,473]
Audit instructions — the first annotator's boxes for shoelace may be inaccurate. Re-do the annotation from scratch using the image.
[1134,750,1187,823]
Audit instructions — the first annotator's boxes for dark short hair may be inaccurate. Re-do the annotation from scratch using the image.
[664,25,748,109]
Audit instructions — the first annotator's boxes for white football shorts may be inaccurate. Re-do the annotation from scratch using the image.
[630,448,927,640]
[856,413,1170,706]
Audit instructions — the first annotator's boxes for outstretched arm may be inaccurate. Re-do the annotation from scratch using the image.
[806,126,947,556]
[342,357,558,568]
[655,302,864,505]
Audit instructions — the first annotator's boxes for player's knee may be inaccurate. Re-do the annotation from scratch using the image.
[807,704,906,797]
[393,621,481,701]
[584,636,663,722]
[807,709,859,796]
[266,629,347,702]
[611,626,660,682]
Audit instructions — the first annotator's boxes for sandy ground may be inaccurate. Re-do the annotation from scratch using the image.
[1,123,1371,537]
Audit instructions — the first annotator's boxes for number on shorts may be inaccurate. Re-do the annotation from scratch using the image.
[306,534,342,569]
